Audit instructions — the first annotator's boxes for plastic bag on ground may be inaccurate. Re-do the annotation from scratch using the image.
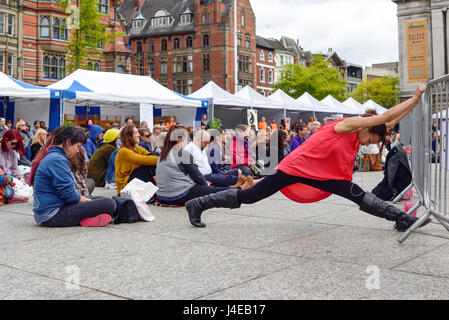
[120,178,158,222]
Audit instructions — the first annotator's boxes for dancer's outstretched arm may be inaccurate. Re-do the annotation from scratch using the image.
[335,85,426,134]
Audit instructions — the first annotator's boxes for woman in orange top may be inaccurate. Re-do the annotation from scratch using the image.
[115,125,158,195]
[165,116,177,130]
[258,117,267,130]
[270,118,277,130]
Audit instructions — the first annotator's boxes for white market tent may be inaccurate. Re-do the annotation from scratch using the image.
[0,72,60,130]
[342,97,365,115]
[267,89,310,112]
[234,86,286,128]
[296,92,339,114]
[188,81,251,128]
[321,95,348,114]
[234,86,284,110]
[362,99,387,114]
[188,81,249,107]
[48,69,208,129]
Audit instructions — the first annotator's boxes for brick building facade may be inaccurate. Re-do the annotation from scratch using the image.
[118,0,256,94]
[20,0,131,86]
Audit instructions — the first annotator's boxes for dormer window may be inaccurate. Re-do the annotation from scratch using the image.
[180,13,193,25]
[132,19,143,29]
[132,12,145,29]
[152,9,172,27]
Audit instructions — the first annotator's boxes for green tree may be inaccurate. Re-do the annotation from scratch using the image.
[273,55,347,101]
[58,0,123,72]
[351,76,399,109]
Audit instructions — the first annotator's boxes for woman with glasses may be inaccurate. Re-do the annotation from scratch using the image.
[0,129,25,181]
[138,128,153,153]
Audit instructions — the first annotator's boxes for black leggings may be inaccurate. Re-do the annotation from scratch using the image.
[41,197,117,227]
[157,184,229,206]
[237,170,366,206]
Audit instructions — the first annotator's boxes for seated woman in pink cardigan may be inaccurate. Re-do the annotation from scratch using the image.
[0,129,25,182]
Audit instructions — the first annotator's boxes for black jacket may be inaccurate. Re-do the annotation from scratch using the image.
[372,145,412,200]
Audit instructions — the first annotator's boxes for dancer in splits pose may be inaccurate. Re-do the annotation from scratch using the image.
[186,85,432,230]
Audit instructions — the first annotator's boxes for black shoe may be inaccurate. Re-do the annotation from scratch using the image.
[359,192,432,230]
[186,189,240,228]
[394,215,432,232]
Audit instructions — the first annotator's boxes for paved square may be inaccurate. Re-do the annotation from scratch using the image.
[1,171,448,300]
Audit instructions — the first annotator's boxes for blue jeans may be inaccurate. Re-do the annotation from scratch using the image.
[204,173,239,187]
[105,149,118,183]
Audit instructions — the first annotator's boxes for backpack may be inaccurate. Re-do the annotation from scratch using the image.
[112,196,141,224]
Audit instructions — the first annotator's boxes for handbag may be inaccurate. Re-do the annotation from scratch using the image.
[112,196,141,224]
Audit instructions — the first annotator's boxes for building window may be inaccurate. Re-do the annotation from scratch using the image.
[43,53,66,80]
[237,36,242,47]
[259,51,264,61]
[202,53,210,72]
[116,65,126,73]
[180,14,192,25]
[173,55,193,73]
[241,10,245,27]
[7,14,14,36]
[161,39,167,51]
[160,57,168,75]
[268,52,273,62]
[268,69,273,83]
[53,18,60,39]
[132,19,142,29]
[280,55,284,66]
[238,55,252,73]
[174,79,193,95]
[0,52,14,76]
[153,10,171,27]
[148,40,154,53]
[245,36,250,49]
[260,68,265,83]
[136,41,143,53]
[186,36,193,48]
[173,38,180,49]
[40,16,50,38]
[98,0,108,14]
[202,13,210,23]
[0,13,4,34]
[203,34,209,47]
[148,57,155,76]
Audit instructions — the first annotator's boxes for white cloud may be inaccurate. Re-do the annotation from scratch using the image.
[250,0,398,67]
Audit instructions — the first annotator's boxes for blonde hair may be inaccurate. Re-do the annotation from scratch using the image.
[32,128,48,145]
[15,119,25,130]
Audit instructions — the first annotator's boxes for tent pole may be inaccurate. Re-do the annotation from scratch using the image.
[60,91,64,127]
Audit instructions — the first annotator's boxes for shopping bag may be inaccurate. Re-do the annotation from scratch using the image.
[120,178,158,222]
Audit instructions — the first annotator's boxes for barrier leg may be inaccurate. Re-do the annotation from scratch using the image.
[405,201,421,215]
[392,184,413,203]
[397,210,432,243]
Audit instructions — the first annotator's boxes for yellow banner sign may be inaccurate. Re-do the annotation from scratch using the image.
[407,20,428,83]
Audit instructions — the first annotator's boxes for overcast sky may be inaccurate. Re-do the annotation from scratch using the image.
[250,0,398,67]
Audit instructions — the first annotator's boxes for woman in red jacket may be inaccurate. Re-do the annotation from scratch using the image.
[186,85,432,231]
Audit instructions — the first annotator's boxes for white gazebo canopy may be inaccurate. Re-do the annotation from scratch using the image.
[362,99,387,114]
[342,97,365,115]
[234,86,284,109]
[320,95,346,113]
[267,89,310,111]
[188,81,249,107]
[0,72,53,99]
[296,92,338,113]
[48,69,206,108]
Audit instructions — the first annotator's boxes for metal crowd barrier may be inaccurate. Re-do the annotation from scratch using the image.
[399,75,449,243]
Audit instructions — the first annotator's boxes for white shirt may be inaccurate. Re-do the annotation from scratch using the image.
[184,142,212,176]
